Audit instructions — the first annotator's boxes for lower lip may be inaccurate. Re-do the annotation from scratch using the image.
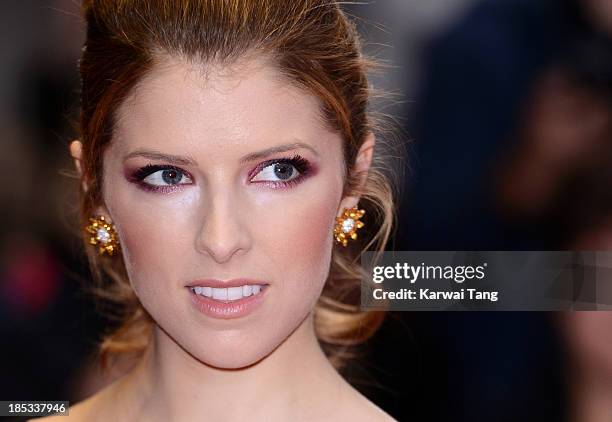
[187,287,267,319]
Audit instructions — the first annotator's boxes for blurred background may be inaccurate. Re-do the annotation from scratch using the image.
[1,0,612,421]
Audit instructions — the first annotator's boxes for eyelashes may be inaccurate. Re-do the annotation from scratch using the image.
[248,154,312,188]
[128,164,193,193]
[128,154,314,193]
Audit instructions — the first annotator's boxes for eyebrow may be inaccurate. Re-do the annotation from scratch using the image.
[123,142,319,165]
[238,142,319,164]
[123,150,196,165]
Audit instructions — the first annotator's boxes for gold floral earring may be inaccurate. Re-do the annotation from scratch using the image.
[86,215,120,256]
[333,206,366,247]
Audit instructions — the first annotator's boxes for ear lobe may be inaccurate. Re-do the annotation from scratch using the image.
[70,139,89,192]
[93,205,112,220]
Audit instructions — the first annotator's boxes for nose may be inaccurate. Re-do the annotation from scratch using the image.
[195,191,251,264]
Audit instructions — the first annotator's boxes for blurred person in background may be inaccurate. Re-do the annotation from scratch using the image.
[391,0,612,421]
[497,7,612,422]
[516,115,612,422]
[397,0,610,250]
[499,32,612,421]
[496,32,612,244]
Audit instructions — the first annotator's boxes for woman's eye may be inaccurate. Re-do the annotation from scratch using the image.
[143,168,193,186]
[251,162,301,182]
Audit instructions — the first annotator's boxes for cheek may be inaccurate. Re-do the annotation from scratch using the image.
[253,183,341,304]
[287,202,335,270]
[106,187,197,298]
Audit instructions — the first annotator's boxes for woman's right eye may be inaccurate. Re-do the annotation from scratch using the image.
[143,168,193,186]
[130,164,194,191]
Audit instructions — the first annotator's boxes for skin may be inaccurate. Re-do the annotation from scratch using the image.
[584,0,612,34]
[39,56,395,421]
[560,223,612,422]
[563,310,612,422]
[495,70,611,218]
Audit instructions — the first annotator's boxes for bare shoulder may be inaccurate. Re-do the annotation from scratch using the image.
[27,399,93,422]
[31,384,114,422]
[345,395,397,422]
[331,382,398,422]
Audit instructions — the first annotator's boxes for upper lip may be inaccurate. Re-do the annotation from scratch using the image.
[186,279,268,288]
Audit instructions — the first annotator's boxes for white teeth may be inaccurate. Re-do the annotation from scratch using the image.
[227,287,243,300]
[212,288,228,301]
[192,284,264,301]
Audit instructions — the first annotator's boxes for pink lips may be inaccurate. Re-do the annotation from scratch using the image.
[186,279,269,320]
[187,279,267,288]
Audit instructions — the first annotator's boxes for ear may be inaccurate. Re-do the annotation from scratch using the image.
[337,131,376,214]
[70,140,86,190]
[70,139,111,219]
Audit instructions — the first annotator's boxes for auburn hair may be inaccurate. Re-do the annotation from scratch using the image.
[76,0,397,371]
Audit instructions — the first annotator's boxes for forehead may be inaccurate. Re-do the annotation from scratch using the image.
[111,55,338,159]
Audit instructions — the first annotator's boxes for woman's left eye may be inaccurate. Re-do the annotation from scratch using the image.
[251,161,301,183]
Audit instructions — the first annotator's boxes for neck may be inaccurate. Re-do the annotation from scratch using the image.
[112,312,345,421]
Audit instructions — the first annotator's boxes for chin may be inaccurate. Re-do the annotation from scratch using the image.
[146,288,315,369]
[200,336,285,369]
[196,349,271,369]
[169,325,287,369]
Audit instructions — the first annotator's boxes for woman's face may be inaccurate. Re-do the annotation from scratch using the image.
[97,56,352,368]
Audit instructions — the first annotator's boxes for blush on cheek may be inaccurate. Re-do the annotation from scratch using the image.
[276,200,337,287]
[294,206,335,255]
[112,209,175,296]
